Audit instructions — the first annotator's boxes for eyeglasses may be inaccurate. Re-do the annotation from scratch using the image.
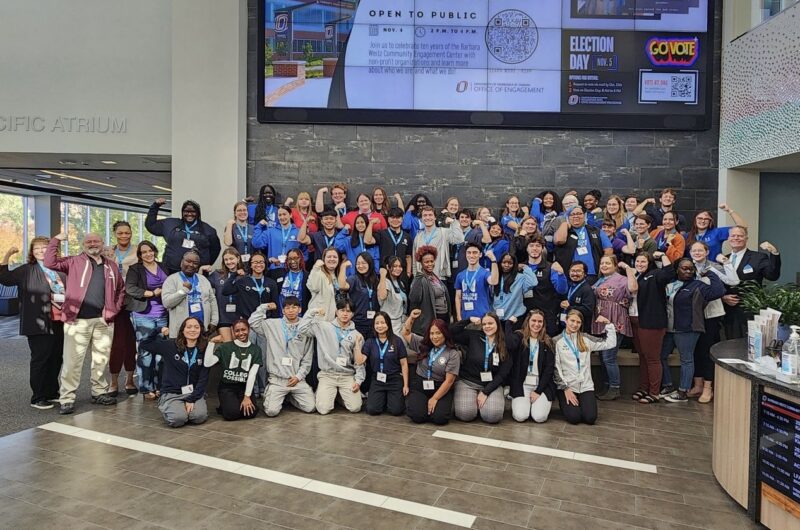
[250,260,266,265]
[569,212,584,217]
[696,217,712,222]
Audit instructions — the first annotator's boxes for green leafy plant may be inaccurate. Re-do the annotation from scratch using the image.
[738,281,800,326]
[303,42,314,64]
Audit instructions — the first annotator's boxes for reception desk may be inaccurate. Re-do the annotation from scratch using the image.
[711,339,800,529]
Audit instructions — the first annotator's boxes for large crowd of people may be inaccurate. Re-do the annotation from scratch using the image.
[0,184,782,427]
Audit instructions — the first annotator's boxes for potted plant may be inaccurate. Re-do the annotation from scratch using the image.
[738,281,800,340]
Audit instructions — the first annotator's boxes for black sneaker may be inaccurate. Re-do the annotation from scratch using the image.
[91,394,118,406]
[59,403,75,415]
[664,390,688,403]
[30,400,54,410]
[658,385,675,398]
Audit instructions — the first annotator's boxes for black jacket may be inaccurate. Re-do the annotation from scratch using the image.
[139,336,208,402]
[145,203,221,273]
[554,224,604,274]
[450,320,512,394]
[506,331,556,401]
[566,280,595,333]
[634,266,675,330]
[726,249,781,291]
[125,262,170,313]
[0,263,65,336]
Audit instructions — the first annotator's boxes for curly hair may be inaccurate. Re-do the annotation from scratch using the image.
[414,245,438,263]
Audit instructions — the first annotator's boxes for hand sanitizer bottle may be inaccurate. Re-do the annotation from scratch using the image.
[779,325,800,384]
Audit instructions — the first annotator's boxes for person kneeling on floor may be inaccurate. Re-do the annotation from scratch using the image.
[141,317,209,427]
[206,319,261,421]
[249,296,316,417]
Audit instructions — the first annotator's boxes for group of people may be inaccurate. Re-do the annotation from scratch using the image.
[0,183,781,428]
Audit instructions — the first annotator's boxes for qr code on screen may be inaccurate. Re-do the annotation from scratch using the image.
[670,75,695,99]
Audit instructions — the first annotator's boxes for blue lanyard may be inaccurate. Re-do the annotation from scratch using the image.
[428,346,444,379]
[376,338,389,373]
[564,335,581,370]
[114,247,131,272]
[37,262,63,293]
[567,280,585,302]
[528,340,539,374]
[280,225,292,251]
[334,324,351,355]
[183,221,197,239]
[423,228,438,245]
[356,234,365,253]
[483,339,494,371]
[266,205,276,221]
[236,224,249,252]
[594,275,610,288]
[483,241,495,254]
[226,271,235,303]
[388,229,404,249]
[336,206,346,217]
[251,276,265,295]
[463,268,478,292]
[286,271,302,292]
[656,230,672,250]
[183,347,198,385]
[365,281,374,310]
[281,318,297,348]
[179,272,198,294]
[323,232,336,248]
[576,227,587,247]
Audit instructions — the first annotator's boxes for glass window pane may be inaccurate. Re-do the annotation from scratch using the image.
[66,203,88,255]
[0,193,25,267]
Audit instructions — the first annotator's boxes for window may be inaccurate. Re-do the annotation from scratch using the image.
[0,193,26,267]
[61,202,165,256]
[756,0,799,26]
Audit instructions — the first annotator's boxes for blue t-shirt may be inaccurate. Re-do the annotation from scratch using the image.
[253,224,303,269]
[571,227,611,276]
[456,267,492,319]
[684,226,731,259]
[479,239,509,270]
[276,270,305,316]
[230,223,255,256]
[247,203,277,228]
[346,274,379,325]
[500,214,523,237]
[363,337,408,376]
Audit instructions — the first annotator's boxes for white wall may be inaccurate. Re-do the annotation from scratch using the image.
[0,0,171,155]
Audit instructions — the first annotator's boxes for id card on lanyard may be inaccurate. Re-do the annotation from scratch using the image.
[334,325,351,366]
[181,273,202,315]
[281,319,298,366]
[182,221,197,249]
[481,339,497,382]
[425,346,444,389]
[375,338,389,382]
[564,335,582,371]
[181,347,198,394]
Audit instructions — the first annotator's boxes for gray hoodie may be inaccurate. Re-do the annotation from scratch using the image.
[296,308,365,384]
[248,304,313,382]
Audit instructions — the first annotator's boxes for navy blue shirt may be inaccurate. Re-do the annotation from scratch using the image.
[363,337,407,375]
[346,274,379,328]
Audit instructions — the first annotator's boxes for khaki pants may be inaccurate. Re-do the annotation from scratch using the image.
[264,378,316,417]
[315,371,362,415]
[60,318,114,404]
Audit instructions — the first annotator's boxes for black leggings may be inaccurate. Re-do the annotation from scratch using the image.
[406,373,453,425]
[27,324,64,403]
[366,373,405,416]
[557,389,597,425]
[217,383,259,421]
[694,317,721,381]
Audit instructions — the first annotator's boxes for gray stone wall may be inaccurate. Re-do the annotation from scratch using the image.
[247,1,721,219]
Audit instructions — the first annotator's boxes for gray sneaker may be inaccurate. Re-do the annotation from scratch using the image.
[664,390,688,403]
[91,394,118,406]
[597,387,620,401]
[59,403,75,415]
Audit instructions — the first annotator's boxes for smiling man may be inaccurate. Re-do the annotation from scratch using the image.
[45,232,125,415]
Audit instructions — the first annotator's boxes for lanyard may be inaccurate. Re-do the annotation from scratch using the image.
[323,232,336,248]
[656,230,673,250]
[376,338,389,373]
[266,205,276,221]
[666,280,684,298]
[334,323,351,356]
[336,206,346,217]
[251,276,265,296]
[226,271,235,303]
[463,268,478,293]
[528,340,539,374]
[576,227,587,247]
[280,225,293,251]
[36,261,63,292]
[483,241,495,254]
[365,281,374,310]
[388,229,404,250]
[281,318,298,349]
[594,275,610,288]
[356,234,365,254]
[567,280,585,302]
[183,221,197,239]
[179,272,198,294]
[483,338,494,371]
[236,223,249,252]
[428,346,444,379]
[114,247,131,271]
[564,335,581,370]
[285,271,302,292]
[423,228,438,245]
[183,347,198,384]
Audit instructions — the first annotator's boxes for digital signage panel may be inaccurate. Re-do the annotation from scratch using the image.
[257,0,713,129]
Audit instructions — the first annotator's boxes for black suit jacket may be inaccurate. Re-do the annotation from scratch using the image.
[726,249,781,291]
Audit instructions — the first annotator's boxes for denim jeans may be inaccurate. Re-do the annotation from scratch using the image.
[660,331,700,391]
[132,314,168,393]
[599,333,624,389]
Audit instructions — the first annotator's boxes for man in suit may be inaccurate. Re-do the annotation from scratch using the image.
[719,225,781,339]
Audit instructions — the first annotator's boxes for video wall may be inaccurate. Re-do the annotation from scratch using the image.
[257,0,713,129]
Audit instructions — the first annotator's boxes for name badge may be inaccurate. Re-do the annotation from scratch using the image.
[241,253,251,263]
[560,312,567,323]
[367,310,376,319]
[524,375,539,387]
[277,277,284,283]
[278,254,287,264]
[189,302,202,313]
[52,293,66,303]
[464,302,474,311]
[480,371,493,382]
[743,265,754,274]
[181,384,194,394]
[336,356,348,367]
[423,379,435,390]
[452,260,458,268]
[576,246,589,255]
[493,352,500,366]
[281,357,293,366]
[523,291,533,299]
[496,308,505,318]
[225,304,236,313]
[570,234,578,240]
[376,372,387,383]
[182,239,195,249]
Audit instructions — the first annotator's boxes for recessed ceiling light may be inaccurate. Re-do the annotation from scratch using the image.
[40,170,117,188]
[112,194,149,203]
[100,160,117,165]
[58,159,78,166]
[152,185,172,192]
[36,179,83,191]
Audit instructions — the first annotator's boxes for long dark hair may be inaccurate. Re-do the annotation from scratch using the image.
[355,251,378,288]
[175,317,209,352]
[406,193,432,215]
[538,190,562,214]
[482,312,507,361]
[136,241,159,263]
[384,255,407,291]
[372,311,398,345]
[418,318,454,358]
[254,184,277,223]
[686,210,717,248]
[350,213,370,247]
[518,309,554,352]
[494,252,518,296]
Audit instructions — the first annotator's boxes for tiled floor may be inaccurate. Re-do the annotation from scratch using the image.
[0,396,759,530]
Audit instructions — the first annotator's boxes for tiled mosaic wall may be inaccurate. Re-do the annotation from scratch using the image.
[719,3,800,169]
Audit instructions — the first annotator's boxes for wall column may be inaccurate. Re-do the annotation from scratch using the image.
[718,167,760,242]
[33,195,61,238]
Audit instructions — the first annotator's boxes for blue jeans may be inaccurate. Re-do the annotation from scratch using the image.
[132,314,168,393]
[599,333,623,389]
[661,331,700,391]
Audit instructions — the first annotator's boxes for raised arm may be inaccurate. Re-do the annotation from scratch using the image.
[315,187,328,214]
[377,267,389,302]
[145,199,167,236]
[364,217,378,245]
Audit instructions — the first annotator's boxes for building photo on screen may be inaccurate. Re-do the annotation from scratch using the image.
[258,0,712,128]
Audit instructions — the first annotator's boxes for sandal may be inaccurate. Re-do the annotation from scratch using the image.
[125,387,139,396]
[143,391,158,401]
[631,390,646,401]
[639,394,659,404]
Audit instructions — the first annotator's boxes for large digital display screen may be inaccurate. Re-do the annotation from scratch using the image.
[257,0,713,129]
[758,392,800,506]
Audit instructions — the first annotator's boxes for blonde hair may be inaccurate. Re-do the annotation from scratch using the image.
[565,309,588,351]
[604,195,625,229]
